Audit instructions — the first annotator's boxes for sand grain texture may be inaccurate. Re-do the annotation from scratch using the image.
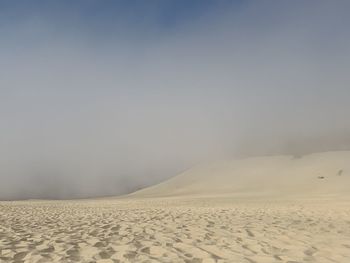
[1,151,350,262]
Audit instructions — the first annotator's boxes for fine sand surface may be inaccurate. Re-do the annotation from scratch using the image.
[1,151,350,263]
[130,151,350,198]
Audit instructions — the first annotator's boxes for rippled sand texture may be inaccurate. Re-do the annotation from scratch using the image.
[1,198,350,263]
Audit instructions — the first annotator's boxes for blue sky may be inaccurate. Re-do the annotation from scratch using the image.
[0,0,244,53]
[0,0,237,34]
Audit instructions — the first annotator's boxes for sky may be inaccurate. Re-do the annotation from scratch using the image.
[1,0,350,200]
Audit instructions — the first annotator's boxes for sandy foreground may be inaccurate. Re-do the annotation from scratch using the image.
[1,197,350,263]
[1,151,350,262]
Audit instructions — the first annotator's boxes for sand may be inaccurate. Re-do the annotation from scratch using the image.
[1,151,350,262]
[131,151,350,198]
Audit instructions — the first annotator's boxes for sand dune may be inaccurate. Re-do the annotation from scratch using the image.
[130,151,350,198]
[1,151,350,262]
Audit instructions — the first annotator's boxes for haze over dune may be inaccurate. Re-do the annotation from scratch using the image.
[1,2,350,262]
[131,151,350,198]
[1,0,350,199]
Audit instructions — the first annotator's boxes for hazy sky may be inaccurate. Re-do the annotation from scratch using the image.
[1,1,350,199]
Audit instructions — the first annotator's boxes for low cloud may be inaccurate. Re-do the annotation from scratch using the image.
[1,1,350,199]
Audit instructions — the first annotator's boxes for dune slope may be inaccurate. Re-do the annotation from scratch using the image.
[131,151,350,198]
[1,151,350,262]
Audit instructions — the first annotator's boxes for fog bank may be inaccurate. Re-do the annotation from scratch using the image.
[1,1,350,199]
